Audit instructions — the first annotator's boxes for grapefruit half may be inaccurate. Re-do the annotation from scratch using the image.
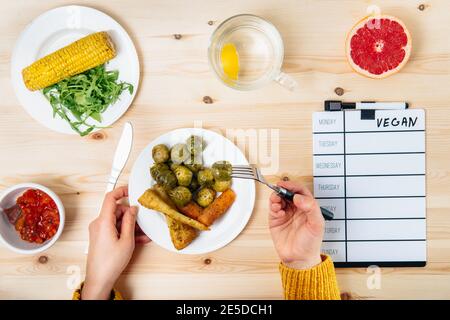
[346,15,412,79]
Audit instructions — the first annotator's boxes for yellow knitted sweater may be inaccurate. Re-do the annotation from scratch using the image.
[279,255,340,300]
[73,255,340,300]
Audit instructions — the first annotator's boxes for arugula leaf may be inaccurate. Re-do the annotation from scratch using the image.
[42,65,134,136]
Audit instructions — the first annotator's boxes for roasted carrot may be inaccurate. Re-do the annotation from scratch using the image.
[179,201,204,220]
[197,189,236,226]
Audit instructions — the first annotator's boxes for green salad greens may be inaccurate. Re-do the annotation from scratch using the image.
[43,65,133,136]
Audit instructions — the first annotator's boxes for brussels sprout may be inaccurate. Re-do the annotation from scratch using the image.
[169,186,192,207]
[150,163,169,181]
[170,162,181,172]
[189,177,200,192]
[186,135,205,157]
[197,168,214,186]
[196,187,216,208]
[185,163,202,173]
[152,144,170,163]
[212,161,232,181]
[212,179,232,192]
[212,160,232,170]
[184,153,203,173]
[170,143,190,164]
[157,170,178,191]
[173,165,193,187]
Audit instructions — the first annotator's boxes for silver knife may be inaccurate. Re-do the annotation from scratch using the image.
[85,122,133,254]
[106,122,133,192]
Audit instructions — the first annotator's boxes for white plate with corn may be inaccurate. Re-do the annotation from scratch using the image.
[11,5,139,136]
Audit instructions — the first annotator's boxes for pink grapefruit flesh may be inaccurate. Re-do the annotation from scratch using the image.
[346,15,412,79]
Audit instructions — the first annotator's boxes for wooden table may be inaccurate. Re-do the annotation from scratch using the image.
[1,0,449,300]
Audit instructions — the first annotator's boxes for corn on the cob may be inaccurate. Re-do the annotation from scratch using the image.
[22,31,116,91]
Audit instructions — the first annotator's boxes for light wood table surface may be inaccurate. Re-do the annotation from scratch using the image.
[1,0,449,300]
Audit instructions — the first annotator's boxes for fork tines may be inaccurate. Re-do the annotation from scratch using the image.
[231,165,256,180]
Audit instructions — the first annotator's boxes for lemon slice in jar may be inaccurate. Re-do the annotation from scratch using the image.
[220,43,240,80]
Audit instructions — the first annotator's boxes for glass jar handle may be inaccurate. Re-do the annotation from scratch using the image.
[274,72,298,91]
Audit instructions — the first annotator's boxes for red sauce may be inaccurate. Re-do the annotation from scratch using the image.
[14,189,60,243]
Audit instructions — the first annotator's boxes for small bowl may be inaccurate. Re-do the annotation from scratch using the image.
[0,183,65,254]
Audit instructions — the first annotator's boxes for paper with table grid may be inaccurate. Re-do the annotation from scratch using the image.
[313,109,426,267]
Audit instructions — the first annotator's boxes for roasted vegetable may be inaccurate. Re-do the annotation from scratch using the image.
[185,163,202,173]
[169,186,192,207]
[197,168,214,186]
[212,161,232,181]
[168,162,179,171]
[186,135,205,157]
[197,189,236,226]
[167,217,198,250]
[171,143,190,164]
[178,201,204,220]
[173,165,193,187]
[22,31,116,91]
[150,163,169,180]
[138,189,208,231]
[196,187,216,208]
[213,179,232,192]
[151,185,198,250]
[156,169,177,191]
[184,154,203,173]
[152,144,170,163]
[152,184,177,208]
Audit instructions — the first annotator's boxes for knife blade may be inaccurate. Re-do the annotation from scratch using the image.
[106,122,133,192]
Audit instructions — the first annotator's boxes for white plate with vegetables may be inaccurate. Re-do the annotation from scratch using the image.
[11,5,139,136]
[129,128,256,254]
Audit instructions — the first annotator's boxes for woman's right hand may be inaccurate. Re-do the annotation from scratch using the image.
[269,180,325,270]
[82,186,150,300]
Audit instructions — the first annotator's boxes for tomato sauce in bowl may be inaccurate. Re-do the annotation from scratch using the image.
[13,189,60,243]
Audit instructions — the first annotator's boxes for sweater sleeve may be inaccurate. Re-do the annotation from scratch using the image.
[279,255,341,300]
[72,282,123,300]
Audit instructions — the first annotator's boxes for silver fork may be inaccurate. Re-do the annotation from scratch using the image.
[232,165,334,220]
